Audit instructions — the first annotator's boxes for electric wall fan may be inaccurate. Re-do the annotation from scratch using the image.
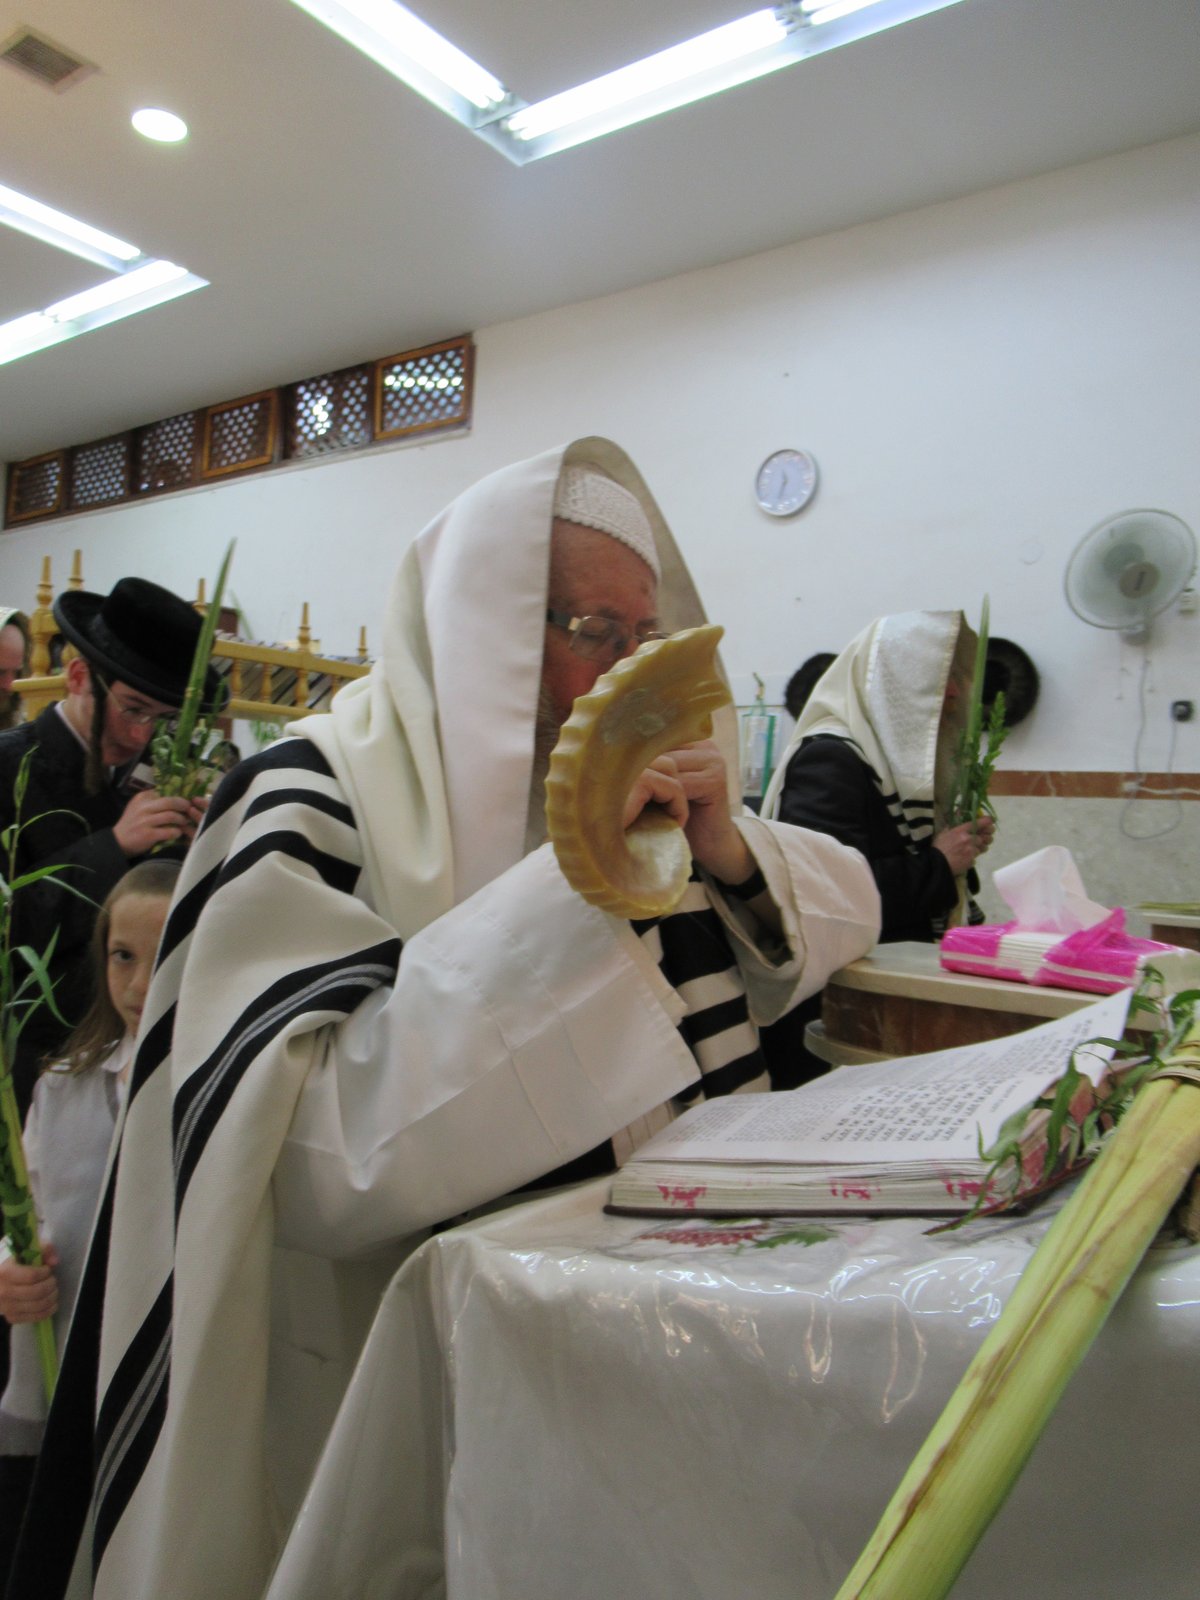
[1064,509,1196,640]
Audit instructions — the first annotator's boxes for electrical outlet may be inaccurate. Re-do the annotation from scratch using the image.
[1170,700,1194,722]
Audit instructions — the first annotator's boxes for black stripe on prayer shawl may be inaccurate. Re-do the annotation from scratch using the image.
[201,734,329,828]
[158,745,351,969]
[679,992,752,1047]
[244,783,356,831]
[91,1279,174,1563]
[6,736,372,1600]
[843,737,937,851]
[172,945,401,1207]
[6,1147,118,1599]
[901,806,934,827]
[677,1047,765,1104]
[218,827,362,897]
[635,877,767,1097]
[90,940,402,1576]
[126,1001,177,1101]
[156,866,221,967]
[658,907,744,984]
[882,792,934,851]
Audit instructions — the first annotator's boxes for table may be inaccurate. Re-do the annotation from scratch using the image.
[267,1179,1200,1600]
[813,941,1109,1065]
[1144,909,1200,953]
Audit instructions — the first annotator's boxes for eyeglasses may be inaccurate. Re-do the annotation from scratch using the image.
[91,671,176,730]
[545,608,668,663]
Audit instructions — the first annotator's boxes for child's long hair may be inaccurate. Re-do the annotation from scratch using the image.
[60,859,181,1076]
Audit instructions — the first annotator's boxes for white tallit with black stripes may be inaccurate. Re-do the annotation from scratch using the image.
[762,610,975,848]
[27,439,879,1600]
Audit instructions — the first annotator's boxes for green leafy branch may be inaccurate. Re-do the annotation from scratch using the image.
[947,968,1200,1229]
[948,596,1009,827]
[0,752,99,1402]
[150,540,235,802]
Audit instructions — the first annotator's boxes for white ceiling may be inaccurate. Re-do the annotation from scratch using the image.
[2,0,1199,465]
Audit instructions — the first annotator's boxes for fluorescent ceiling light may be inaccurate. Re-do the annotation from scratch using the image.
[0,179,209,366]
[45,258,192,322]
[802,0,885,24]
[132,108,189,142]
[0,260,208,367]
[504,10,791,146]
[289,0,966,162]
[288,0,508,120]
[0,182,141,271]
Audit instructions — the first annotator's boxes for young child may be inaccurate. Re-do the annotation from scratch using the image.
[0,859,180,1588]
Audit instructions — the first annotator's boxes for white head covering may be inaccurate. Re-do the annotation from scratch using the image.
[298,437,733,937]
[552,465,662,580]
[761,610,974,842]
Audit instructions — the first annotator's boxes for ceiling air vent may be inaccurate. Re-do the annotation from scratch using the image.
[0,26,96,92]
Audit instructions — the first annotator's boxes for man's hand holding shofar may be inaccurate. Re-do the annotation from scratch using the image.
[545,625,768,920]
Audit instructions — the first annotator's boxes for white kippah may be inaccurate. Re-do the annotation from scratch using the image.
[553,465,661,580]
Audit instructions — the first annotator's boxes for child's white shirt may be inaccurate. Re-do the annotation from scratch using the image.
[0,1035,132,1453]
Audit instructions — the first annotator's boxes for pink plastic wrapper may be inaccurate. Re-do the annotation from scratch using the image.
[940,908,1180,994]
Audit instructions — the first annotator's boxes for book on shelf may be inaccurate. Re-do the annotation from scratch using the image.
[607,990,1133,1219]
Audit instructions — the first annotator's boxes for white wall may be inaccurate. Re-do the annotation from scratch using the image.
[3,131,1198,787]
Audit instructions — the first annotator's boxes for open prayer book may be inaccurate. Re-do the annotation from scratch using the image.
[607,990,1133,1218]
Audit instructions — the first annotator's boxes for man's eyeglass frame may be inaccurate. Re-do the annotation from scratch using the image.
[545,608,667,662]
[89,669,177,730]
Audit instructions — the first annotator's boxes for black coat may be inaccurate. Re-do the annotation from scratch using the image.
[774,734,957,943]
[0,707,134,1105]
[760,734,960,1092]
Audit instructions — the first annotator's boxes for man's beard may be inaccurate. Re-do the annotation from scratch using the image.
[524,683,566,853]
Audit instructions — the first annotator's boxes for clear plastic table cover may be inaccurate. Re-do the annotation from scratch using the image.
[268,1176,1200,1600]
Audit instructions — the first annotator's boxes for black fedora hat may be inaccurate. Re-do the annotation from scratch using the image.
[54,577,222,710]
[983,637,1039,728]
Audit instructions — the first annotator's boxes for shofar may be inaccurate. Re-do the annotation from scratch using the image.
[545,624,731,919]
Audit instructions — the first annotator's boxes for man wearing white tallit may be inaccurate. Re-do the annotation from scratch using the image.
[17,437,879,1600]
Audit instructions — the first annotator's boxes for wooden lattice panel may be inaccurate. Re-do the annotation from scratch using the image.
[70,436,130,508]
[287,368,372,458]
[201,390,279,478]
[137,412,198,493]
[6,333,475,528]
[374,335,473,441]
[5,451,66,524]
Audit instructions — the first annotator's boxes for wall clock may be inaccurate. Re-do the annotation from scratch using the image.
[754,448,818,517]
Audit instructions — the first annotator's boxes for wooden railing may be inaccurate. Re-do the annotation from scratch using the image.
[13,551,371,720]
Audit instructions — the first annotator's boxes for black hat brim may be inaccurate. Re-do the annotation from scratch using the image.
[54,589,223,711]
[983,638,1039,728]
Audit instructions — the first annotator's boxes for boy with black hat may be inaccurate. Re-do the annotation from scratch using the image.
[0,576,218,1114]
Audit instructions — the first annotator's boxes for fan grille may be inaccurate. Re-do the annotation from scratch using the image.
[1064,510,1196,631]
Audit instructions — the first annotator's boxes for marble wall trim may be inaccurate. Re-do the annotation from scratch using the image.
[990,771,1200,800]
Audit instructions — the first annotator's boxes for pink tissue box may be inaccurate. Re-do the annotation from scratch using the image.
[940,909,1180,995]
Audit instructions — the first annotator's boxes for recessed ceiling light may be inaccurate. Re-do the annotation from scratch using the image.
[132,107,189,143]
